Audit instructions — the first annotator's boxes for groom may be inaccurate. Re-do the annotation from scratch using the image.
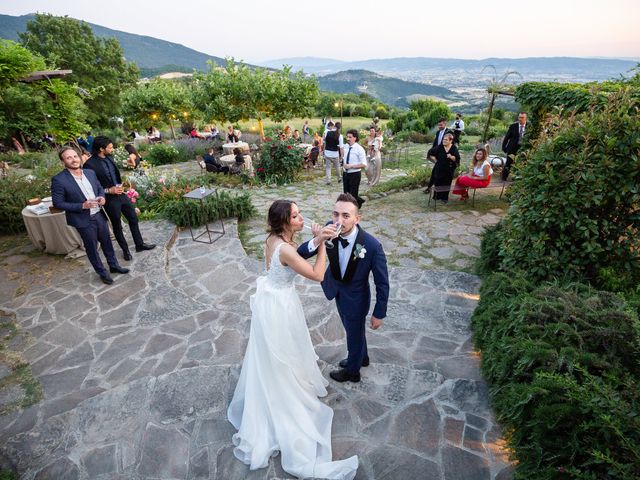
[298,193,389,383]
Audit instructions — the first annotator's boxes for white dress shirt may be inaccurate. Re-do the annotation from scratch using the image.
[306,225,359,278]
[343,142,367,173]
[73,172,100,215]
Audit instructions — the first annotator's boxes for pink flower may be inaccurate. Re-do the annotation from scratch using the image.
[287,145,292,149]
[127,188,139,203]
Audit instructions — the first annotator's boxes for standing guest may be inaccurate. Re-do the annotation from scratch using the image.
[451,113,464,145]
[452,147,493,201]
[51,147,129,285]
[79,147,91,166]
[365,127,382,185]
[323,121,343,185]
[425,133,460,204]
[501,112,528,181]
[84,136,156,261]
[227,126,239,143]
[301,120,310,141]
[342,129,368,208]
[429,118,452,156]
[124,144,142,170]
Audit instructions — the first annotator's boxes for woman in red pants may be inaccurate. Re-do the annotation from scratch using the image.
[453,147,493,200]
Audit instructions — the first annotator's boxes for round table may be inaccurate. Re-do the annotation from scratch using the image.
[222,142,250,155]
[21,206,84,255]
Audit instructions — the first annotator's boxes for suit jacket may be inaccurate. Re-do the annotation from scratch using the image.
[298,226,389,320]
[83,155,122,189]
[51,168,106,228]
[502,122,526,155]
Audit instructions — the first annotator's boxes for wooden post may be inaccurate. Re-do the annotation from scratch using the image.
[482,93,496,143]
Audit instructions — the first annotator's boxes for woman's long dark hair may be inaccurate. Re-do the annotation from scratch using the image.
[267,199,295,242]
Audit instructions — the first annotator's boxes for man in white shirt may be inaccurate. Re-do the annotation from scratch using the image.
[342,129,368,208]
[451,113,464,145]
[51,147,129,284]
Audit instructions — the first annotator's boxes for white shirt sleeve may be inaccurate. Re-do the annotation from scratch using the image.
[307,239,318,253]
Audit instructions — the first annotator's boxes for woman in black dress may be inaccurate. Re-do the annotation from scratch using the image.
[425,133,460,203]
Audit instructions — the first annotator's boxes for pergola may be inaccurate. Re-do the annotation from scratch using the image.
[19,70,72,83]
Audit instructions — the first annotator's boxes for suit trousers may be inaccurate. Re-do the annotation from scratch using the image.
[104,193,144,253]
[75,212,117,277]
[338,309,369,374]
[325,154,341,182]
[502,154,515,181]
[343,171,364,208]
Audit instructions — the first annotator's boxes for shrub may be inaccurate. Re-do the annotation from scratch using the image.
[407,132,430,144]
[472,273,640,479]
[494,89,640,290]
[172,137,221,162]
[254,137,303,185]
[0,165,62,234]
[145,143,180,166]
[0,151,57,169]
[162,190,255,228]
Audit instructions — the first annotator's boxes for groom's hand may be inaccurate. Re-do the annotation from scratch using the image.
[370,316,383,330]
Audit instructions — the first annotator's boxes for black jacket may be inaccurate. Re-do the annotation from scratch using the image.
[502,122,526,155]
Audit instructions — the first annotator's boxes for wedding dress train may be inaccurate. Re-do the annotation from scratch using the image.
[228,243,358,479]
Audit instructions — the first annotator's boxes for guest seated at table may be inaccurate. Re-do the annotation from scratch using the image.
[293,129,301,143]
[210,124,220,139]
[283,125,293,139]
[452,147,493,201]
[304,140,320,169]
[204,147,229,173]
[313,131,323,150]
[147,126,161,143]
[124,144,142,170]
[227,126,239,143]
[190,127,204,139]
[230,147,245,174]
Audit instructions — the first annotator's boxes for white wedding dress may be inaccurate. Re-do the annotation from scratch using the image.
[228,242,358,479]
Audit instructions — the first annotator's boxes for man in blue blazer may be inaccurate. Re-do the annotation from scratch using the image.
[298,193,389,382]
[51,147,129,284]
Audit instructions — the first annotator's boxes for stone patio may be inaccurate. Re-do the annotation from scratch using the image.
[0,171,512,479]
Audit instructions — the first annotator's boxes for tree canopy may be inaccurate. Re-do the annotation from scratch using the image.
[19,13,139,126]
[0,40,89,145]
[192,60,318,136]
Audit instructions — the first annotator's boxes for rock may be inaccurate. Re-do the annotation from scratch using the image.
[34,457,79,480]
[369,445,441,480]
[142,334,183,357]
[82,444,118,477]
[442,445,490,480]
[138,423,189,479]
[39,365,89,399]
[388,399,441,456]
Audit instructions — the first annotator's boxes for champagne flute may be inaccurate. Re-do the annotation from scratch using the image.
[325,223,342,249]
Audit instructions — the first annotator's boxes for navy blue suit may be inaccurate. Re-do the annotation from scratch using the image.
[298,226,389,374]
[51,169,117,278]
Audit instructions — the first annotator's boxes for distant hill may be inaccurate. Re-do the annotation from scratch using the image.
[258,57,346,69]
[264,56,639,84]
[0,13,227,74]
[318,70,457,106]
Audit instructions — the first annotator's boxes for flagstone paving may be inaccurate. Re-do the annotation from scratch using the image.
[0,168,512,479]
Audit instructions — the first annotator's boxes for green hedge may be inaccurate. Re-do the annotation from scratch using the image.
[472,273,640,479]
[161,190,255,228]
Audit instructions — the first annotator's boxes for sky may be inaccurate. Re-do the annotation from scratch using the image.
[1,0,638,62]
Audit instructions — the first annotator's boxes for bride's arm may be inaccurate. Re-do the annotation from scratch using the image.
[280,243,327,282]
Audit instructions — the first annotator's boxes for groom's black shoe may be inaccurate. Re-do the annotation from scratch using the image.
[339,358,370,369]
[330,369,361,383]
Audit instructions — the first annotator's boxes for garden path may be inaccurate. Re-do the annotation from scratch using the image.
[0,170,512,479]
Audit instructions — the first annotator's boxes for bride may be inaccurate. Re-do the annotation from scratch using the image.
[227,200,359,479]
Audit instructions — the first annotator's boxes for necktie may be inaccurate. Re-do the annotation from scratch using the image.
[339,237,350,248]
[519,125,524,141]
[346,146,352,165]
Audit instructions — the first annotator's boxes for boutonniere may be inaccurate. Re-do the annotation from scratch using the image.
[353,243,367,260]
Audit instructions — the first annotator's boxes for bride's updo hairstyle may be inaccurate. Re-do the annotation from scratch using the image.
[267,199,295,238]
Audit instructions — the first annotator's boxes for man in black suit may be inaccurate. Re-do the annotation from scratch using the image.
[51,147,129,284]
[501,112,528,181]
[83,136,155,261]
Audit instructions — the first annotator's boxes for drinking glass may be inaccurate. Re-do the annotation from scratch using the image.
[324,223,342,249]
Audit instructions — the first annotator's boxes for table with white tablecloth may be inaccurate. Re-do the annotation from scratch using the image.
[222,142,250,155]
[21,206,84,256]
